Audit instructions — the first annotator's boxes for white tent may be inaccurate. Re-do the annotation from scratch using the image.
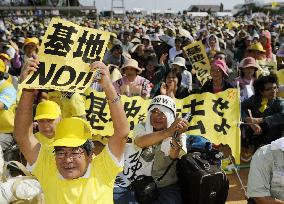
[186,12,208,17]
[214,12,233,17]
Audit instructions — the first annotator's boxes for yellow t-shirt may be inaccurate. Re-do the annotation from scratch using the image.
[61,93,86,118]
[277,69,284,99]
[48,91,86,118]
[32,145,122,204]
[47,91,61,106]
[0,80,15,133]
[34,132,54,146]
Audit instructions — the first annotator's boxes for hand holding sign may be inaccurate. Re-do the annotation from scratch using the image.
[20,59,39,83]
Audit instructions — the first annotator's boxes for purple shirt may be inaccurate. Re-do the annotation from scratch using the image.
[113,75,152,98]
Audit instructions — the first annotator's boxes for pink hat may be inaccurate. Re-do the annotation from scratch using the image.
[211,59,228,76]
[240,57,260,69]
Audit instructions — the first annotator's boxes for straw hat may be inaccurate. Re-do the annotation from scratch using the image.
[239,57,260,69]
[121,59,143,74]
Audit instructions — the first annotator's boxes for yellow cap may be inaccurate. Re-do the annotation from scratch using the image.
[50,117,92,147]
[0,59,5,72]
[24,37,39,46]
[110,32,117,38]
[0,53,11,61]
[248,42,266,53]
[34,100,61,120]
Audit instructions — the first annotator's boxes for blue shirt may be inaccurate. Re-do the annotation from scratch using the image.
[0,80,16,110]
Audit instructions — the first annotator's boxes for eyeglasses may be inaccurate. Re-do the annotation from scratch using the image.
[54,148,85,159]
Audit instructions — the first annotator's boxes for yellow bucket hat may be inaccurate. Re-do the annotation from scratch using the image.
[24,37,39,46]
[0,59,5,73]
[50,117,92,147]
[0,53,11,61]
[34,100,61,120]
[248,42,266,53]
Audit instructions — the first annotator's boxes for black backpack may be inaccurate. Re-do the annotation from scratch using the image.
[177,153,229,204]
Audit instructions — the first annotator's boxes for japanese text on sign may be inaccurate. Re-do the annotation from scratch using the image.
[183,41,211,85]
[20,18,110,93]
[85,88,241,163]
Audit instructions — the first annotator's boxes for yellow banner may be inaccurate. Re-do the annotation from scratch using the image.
[272,1,278,7]
[20,18,110,93]
[85,88,241,164]
[183,41,211,85]
[257,60,277,74]
[277,69,284,98]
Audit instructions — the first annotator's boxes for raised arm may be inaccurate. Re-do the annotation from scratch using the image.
[134,118,188,148]
[14,59,41,165]
[90,61,129,161]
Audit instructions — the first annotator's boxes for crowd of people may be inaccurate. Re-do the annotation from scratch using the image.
[0,13,284,203]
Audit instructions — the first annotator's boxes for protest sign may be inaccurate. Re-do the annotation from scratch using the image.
[277,69,284,98]
[183,41,212,85]
[257,60,277,74]
[20,18,110,93]
[114,144,153,188]
[85,88,241,164]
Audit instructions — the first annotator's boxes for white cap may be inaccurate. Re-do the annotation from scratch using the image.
[149,95,176,116]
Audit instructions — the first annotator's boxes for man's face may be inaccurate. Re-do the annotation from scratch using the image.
[37,118,60,139]
[112,49,122,58]
[261,83,278,100]
[146,64,155,72]
[55,146,91,180]
[123,34,130,43]
[150,108,167,131]
[136,45,145,55]
[245,39,252,47]
[210,65,224,80]
[175,41,182,49]
[209,36,217,47]
[24,44,37,57]
[214,54,226,62]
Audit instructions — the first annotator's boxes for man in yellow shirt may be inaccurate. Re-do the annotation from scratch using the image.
[34,100,62,146]
[0,59,17,156]
[47,90,86,119]
[14,60,129,204]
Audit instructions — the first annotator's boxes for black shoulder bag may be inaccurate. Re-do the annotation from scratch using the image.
[131,149,175,204]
